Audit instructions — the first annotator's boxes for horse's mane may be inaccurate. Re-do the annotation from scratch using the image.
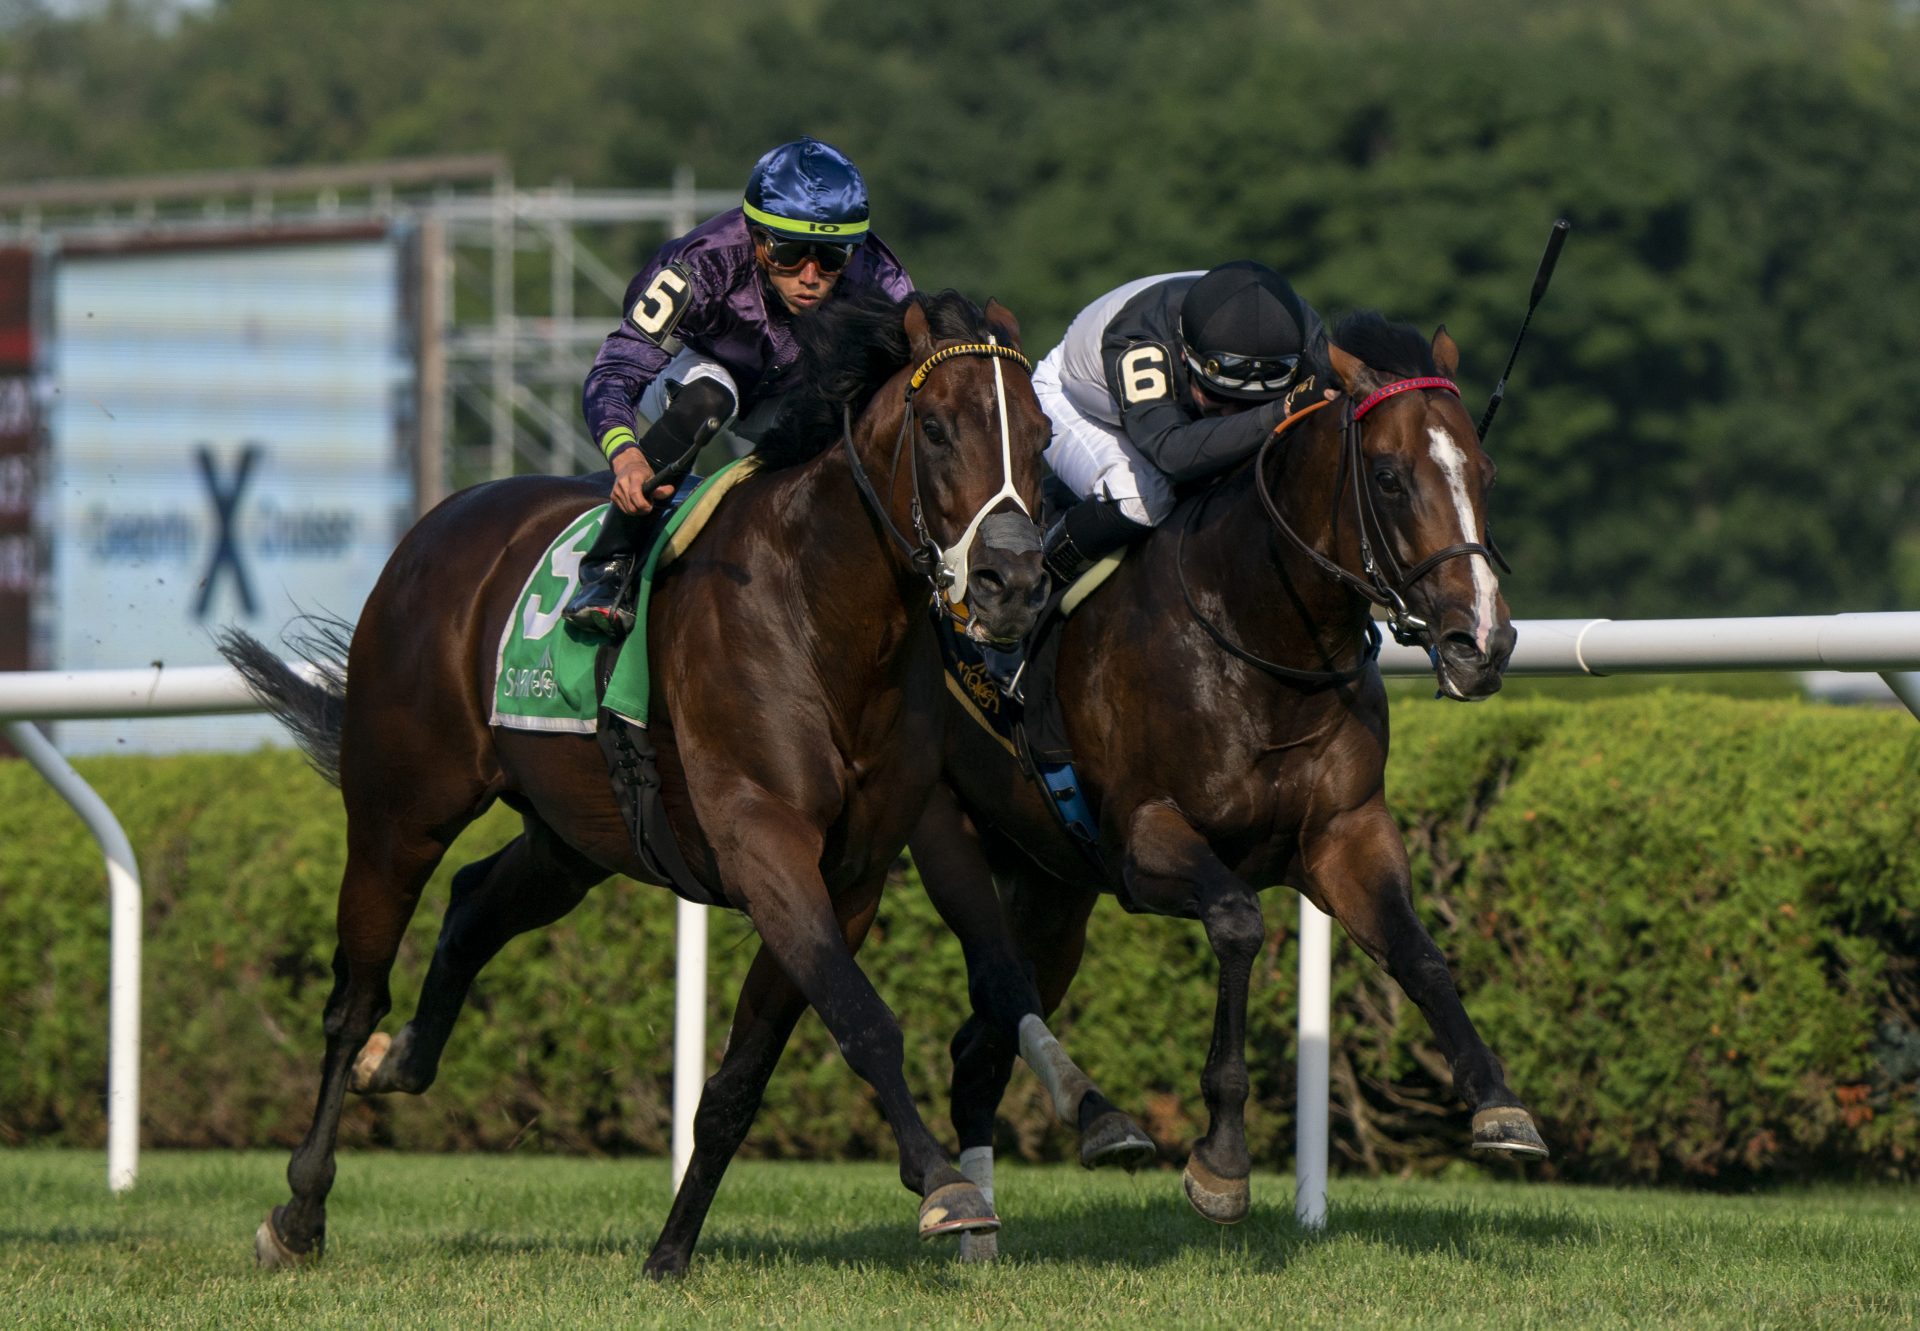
[1330,310,1437,388]
[755,288,997,470]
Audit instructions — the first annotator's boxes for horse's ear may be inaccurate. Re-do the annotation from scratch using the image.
[984,298,1022,349]
[1328,343,1366,394]
[902,298,935,361]
[1431,325,1460,378]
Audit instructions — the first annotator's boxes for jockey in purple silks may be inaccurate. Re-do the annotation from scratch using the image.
[565,136,914,633]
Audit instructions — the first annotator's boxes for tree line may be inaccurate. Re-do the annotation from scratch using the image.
[3,0,1917,616]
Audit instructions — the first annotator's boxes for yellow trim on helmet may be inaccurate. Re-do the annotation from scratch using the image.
[741,199,870,239]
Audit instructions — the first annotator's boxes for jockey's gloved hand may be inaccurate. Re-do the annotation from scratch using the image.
[634,378,736,485]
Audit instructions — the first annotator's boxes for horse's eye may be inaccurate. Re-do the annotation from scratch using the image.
[921,416,948,447]
[1373,467,1403,495]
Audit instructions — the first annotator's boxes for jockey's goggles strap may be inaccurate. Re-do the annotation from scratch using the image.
[1351,376,1461,422]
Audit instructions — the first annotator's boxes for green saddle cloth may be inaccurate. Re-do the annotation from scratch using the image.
[490,457,758,733]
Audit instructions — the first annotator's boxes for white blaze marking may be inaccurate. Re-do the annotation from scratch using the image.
[1427,426,1498,654]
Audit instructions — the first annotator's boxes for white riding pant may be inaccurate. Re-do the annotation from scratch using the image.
[1034,346,1177,527]
[636,348,757,459]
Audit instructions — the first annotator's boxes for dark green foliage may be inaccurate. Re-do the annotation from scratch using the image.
[2,1,1917,613]
[3,694,1916,1183]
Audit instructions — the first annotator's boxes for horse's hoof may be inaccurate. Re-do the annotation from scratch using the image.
[1471,1105,1550,1159]
[642,1249,690,1281]
[1182,1153,1250,1225]
[956,1230,999,1263]
[917,1180,999,1242]
[254,1209,320,1269]
[1080,1109,1156,1172]
[349,1031,392,1095]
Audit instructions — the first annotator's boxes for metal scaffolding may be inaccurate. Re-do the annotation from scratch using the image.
[0,155,735,509]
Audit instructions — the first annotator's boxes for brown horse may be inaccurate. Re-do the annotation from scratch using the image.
[905,311,1548,1237]
[223,289,1058,1274]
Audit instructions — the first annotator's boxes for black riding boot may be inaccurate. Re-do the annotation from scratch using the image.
[563,508,648,637]
[1043,497,1154,587]
[973,500,1152,703]
[565,380,736,638]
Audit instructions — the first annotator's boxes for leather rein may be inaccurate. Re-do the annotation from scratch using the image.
[1178,375,1506,686]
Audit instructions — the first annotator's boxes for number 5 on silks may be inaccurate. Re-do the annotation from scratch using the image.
[630,265,692,341]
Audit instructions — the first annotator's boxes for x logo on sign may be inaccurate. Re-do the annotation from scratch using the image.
[194,444,261,619]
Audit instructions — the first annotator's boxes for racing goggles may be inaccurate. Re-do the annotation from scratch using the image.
[754,228,861,275]
[1187,349,1300,397]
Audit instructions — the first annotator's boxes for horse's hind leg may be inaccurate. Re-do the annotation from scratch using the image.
[912,787,1151,1173]
[938,856,1122,1260]
[352,816,607,1097]
[257,825,454,1267]
[1302,798,1547,1158]
[643,884,881,1280]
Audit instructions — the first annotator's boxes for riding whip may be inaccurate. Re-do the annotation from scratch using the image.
[1476,217,1570,442]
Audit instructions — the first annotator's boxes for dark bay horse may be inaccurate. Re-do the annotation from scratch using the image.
[908,312,1548,1236]
[225,290,1055,1274]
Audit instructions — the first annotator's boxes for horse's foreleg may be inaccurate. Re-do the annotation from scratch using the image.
[259,835,447,1267]
[644,885,879,1280]
[353,819,605,1097]
[709,794,995,1246]
[1123,800,1265,1225]
[1303,798,1547,1158]
[912,787,1152,1180]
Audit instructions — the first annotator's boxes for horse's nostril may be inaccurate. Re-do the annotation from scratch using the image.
[968,567,1008,602]
[1443,630,1485,661]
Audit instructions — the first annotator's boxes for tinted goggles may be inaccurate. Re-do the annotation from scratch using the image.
[1188,349,1300,395]
[754,229,861,274]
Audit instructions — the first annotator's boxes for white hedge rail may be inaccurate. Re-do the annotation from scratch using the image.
[3,612,1917,1205]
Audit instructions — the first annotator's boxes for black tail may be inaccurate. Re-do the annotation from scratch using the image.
[215,615,352,787]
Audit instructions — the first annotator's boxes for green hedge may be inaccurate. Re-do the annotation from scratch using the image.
[2,694,1916,1184]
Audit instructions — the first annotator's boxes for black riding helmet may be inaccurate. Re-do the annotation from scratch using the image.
[1179,261,1311,402]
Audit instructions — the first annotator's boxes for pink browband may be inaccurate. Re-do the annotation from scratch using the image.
[1351,376,1461,421]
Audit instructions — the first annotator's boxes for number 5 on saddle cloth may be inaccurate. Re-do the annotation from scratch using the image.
[490,458,764,904]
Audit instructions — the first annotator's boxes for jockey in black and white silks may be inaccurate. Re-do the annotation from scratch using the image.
[1036,262,1329,584]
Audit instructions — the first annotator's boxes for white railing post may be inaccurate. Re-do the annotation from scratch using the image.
[5,720,141,1192]
[671,898,708,1189]
[1883,671,1920,722]
[1295,896,1331,1228]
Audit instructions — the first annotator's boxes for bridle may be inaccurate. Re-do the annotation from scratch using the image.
[839,336,1038,620]
[1179,374,1508,685]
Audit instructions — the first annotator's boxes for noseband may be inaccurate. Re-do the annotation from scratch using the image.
[1178,375,1506,686]
[839,338,1036,617]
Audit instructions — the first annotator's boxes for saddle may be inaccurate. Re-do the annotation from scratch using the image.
[488,459,762,907]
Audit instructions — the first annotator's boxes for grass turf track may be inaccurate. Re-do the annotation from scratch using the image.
[3,1151,1916,1329]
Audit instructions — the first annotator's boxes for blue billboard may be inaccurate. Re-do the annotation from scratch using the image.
[44,234,415,753]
